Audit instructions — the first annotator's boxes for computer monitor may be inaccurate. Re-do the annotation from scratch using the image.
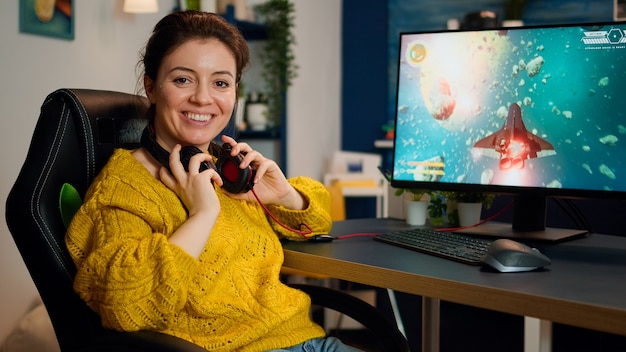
[390,21,626,241]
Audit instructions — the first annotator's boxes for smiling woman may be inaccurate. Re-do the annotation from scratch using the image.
[63,10,361,352]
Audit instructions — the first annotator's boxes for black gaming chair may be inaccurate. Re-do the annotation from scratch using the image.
[5,88,409,351]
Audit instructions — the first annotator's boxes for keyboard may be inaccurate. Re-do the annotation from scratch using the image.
[374,228,493,265]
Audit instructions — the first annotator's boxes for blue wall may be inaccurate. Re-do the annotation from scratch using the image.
[341,0,618,222]
[342,0,615,155]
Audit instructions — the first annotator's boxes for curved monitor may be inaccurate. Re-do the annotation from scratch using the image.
[390,21,626,240]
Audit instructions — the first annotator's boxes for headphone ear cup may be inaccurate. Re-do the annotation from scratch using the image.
[216,145,255,193]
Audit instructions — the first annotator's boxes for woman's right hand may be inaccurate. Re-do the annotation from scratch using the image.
[160,144,222,258]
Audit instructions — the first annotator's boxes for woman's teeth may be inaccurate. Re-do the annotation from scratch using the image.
[186,112,212,122]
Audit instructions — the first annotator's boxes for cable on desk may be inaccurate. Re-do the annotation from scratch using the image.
[336,233,378,240]
[333,199,516,239]
[556,198,594,233]
[434,199,513,232]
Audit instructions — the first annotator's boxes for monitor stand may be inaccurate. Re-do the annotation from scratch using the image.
[454,221,587,242]
[454,195,588,242]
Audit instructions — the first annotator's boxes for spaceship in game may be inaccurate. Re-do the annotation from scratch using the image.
[472,103,556,170]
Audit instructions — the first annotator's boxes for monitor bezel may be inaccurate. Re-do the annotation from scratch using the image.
[389,20,626,202]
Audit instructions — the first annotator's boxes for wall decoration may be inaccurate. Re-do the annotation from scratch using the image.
[20,0,74,40]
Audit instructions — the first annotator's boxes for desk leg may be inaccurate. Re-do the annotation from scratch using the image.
[386,289,407,337]
[422,297,440,352]
[524,317,552,352]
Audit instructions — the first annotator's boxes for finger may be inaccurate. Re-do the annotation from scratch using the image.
[221,136,251,156]
[239,150,262,169]
[159,166,177,190]
[168,144,187,178]
[194,166,223,187]
[221,135,236,145]
[219,135,240,155]
[250,159,271,181]
[187,152,216,174]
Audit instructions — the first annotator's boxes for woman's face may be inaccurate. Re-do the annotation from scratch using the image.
[144,38,237,151]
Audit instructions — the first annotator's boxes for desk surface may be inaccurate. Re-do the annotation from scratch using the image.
[282,218,626,337]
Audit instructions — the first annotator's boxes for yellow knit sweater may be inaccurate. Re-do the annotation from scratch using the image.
[66,148,333,351]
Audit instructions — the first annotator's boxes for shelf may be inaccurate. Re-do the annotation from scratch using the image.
[237,128,281,140]
[374,139,393,149]
[221,5,268,41]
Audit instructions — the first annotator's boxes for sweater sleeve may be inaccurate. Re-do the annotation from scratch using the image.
[66,179,200,332]
[267,176,333,240]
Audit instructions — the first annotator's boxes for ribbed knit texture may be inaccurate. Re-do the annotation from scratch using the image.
[66,149,332,351]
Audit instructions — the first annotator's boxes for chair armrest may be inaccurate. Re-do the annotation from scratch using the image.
[289,283,409,352]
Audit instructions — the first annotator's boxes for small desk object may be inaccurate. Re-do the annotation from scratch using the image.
[282,218,626,352]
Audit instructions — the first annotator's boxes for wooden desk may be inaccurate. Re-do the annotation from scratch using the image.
[282,218,626,351]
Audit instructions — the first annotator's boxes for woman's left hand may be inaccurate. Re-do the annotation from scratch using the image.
[220,136,306,210]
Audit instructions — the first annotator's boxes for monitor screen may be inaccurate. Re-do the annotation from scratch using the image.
[390,22,626,239]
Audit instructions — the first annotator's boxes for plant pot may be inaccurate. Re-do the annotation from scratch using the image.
[246,103,268,131]
[234,96,246,130]
[457,202,482,227]
[406,200,428,226]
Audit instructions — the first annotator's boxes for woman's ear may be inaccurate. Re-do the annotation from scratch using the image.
[144,75,156,103]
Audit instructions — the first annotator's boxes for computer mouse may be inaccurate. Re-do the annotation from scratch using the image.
[481,238,551,272]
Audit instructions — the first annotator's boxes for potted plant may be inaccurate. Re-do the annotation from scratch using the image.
[394,188,433,226]
[253,0,298,129]
[427,193,447,227]
[441,191,495,227]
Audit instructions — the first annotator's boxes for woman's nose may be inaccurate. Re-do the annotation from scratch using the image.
[191,85,214,105]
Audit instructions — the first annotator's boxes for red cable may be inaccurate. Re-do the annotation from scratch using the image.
[252,190,514,240]
[435,200,514,232]
[333,200,515,239]
[251,188,312,239]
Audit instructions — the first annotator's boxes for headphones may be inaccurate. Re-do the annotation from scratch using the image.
[140,125,255,194]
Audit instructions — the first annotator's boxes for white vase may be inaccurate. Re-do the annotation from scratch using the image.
[502,19,524,27]
[406,200,428,226]
[246,103,268,131]
[457,202,482,227]
[234,97,246,130]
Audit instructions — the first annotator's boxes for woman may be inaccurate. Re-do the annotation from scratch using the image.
[66,10,362,352]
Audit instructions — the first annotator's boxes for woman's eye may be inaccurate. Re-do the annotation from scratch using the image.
[215,80,230,89]
[173,77,191,85]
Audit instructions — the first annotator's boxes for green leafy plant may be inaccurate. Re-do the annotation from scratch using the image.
[394,188,431,201]
[395,189,449,226]
[254,0,298,128]
[427,195,447,227]
[440,191,495,209]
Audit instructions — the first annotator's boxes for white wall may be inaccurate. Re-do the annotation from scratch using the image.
[0,0,340,341]
[287,1,341,178]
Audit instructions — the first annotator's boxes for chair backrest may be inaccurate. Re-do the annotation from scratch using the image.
[5,89,405,351]
[5,88,150,350]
